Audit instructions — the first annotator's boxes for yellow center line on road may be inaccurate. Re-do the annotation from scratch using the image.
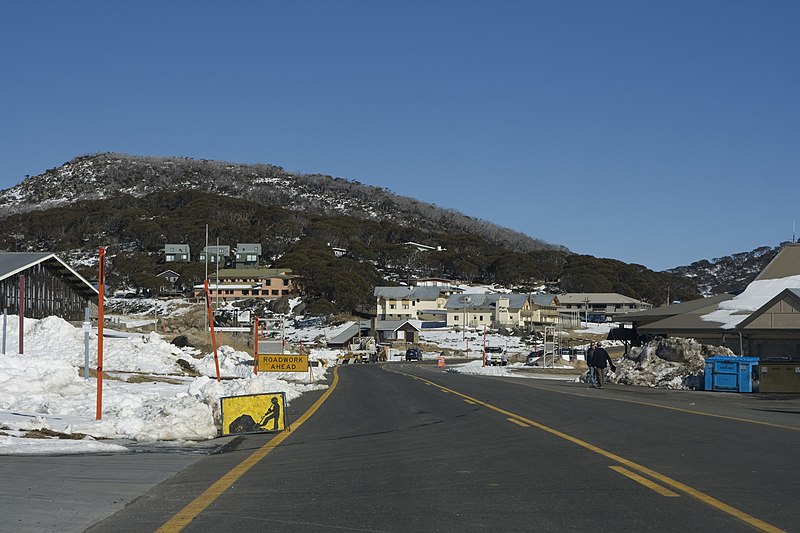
[507,417,530,428]
[610,466,679,497]
[500,375,800,432]
[156,367,340,533]
[388,367,784,533]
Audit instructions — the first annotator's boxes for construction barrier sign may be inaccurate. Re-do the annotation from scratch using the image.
[221,392,287,436]
[257,353,309,373]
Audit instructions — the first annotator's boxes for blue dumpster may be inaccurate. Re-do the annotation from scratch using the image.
[704,356,759,392]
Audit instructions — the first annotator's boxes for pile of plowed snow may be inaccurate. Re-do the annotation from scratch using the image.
[579,337,736,389]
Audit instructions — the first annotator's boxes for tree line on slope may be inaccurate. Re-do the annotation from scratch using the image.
[0,190,701,313]
[6,153,558,254]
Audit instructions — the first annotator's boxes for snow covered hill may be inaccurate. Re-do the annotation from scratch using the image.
[0,153,557,254]
[666,244,782,296]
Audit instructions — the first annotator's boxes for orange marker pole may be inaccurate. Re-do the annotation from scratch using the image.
[253,315,259,375]
[96,247,105,420]
[204,279,221,382]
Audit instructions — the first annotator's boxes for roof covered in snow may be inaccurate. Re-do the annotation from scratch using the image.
[373,286,442,300]
[633,243,800,336]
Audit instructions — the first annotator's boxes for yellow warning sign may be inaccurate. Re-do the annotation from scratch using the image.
[257,353,309,373]
[221,392,286,435]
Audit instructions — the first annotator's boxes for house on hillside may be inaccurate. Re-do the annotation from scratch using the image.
[234,243,261,269]
[614,242,800,359]
[404,241,446,252]
[444,293,559,329]
[0,252,98,322]
[194,268,297,301]
[199,245,231,267]
[156,269,183,296]
[374,286,454,321]
[164,244,190,263]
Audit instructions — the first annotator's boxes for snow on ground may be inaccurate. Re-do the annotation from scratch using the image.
[0,303,732,456]
[574,322,616,335]
[419,327,528,357]
[446,360,577,380]
[0,314,333,455]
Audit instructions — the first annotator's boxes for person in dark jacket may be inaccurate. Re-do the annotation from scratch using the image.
[591,342,616,389]
[586,343,596,387]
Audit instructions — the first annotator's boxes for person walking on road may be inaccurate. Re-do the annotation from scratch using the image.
[586,342,596,387]
[591,342,616,389]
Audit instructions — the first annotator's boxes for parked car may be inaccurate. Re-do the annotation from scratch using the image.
[486,352,508,366]
[525,350,553,366]
[485,346,504,353]
[525,350,543,366]
[405,348,422,361]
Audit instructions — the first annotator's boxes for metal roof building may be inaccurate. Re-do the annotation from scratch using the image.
[615,243,800,359]
[0,252,98,322]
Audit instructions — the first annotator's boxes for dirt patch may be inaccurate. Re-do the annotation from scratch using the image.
[24,428,89,440]
[126,374,184,385]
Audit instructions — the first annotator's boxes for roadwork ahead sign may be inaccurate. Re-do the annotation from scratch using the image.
[221,392,287,436]
[257,353,309,373]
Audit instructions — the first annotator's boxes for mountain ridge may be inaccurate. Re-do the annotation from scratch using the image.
[0,152,784,309]
[0,153,561,255]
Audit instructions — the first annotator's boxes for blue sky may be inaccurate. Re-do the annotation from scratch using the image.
[1,1,798,271]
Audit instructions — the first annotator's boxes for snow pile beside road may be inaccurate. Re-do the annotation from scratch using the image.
[0,314,333,451]
[447,360,529,377]
[610,337,734,389]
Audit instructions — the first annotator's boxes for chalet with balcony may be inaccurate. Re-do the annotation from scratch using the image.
[194,268,297,301]
[164,244,190,263]
[235,243,262,269]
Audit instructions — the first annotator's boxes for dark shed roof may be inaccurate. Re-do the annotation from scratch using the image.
[0,252,98,300]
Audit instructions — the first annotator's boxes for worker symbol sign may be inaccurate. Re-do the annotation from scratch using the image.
[220,392,287,436]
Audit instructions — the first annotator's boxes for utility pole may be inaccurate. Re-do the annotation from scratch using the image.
[584,297,590,325]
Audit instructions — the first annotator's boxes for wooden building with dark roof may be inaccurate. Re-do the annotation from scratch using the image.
[614,243,800,359]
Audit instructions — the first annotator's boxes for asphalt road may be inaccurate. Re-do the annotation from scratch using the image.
[74,362,800,533]
[4,363,796,532]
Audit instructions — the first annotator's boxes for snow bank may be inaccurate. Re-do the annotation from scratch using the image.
[607,337,734,389]
[0,315,332,447]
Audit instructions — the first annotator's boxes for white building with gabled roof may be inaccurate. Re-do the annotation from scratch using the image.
[374,286,449,321]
